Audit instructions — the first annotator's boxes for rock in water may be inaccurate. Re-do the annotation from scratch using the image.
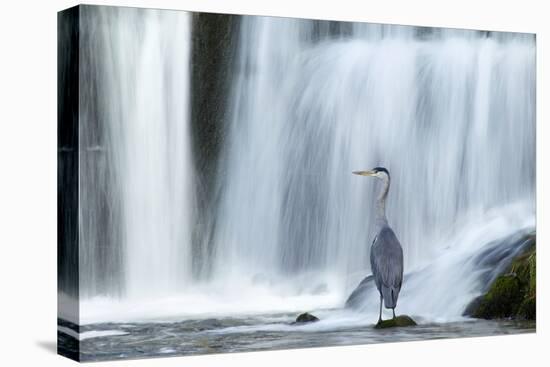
[472,274,523,319]
[293,312,320,324]
[465,238,536,321]
[462,295,484,317]
[346,274,412,310]
[375,315,417,329]
[345,275,375,309]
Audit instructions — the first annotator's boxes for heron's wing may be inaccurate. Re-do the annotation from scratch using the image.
[371,227,404,290]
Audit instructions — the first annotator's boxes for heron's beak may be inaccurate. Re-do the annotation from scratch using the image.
[352,170,376,176]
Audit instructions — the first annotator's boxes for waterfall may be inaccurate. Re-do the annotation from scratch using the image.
[78,6,194,300]
[211,17,535,319]
[69,10,534,324]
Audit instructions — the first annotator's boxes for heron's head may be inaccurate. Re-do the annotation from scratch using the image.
[352,167,390,180]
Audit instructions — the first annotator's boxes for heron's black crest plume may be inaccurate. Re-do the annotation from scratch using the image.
[373,167,390,178]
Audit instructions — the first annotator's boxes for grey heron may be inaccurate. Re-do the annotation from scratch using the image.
[353,167,404,323]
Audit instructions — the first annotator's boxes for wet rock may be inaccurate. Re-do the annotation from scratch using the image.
[345,275,375,309]
[375,315,417,329]
[462,295,484,317]
[517,296,536,320]
[472,274,523,319]
[292,312,319,324]
[345,274,413,310]
[466,239,536,321]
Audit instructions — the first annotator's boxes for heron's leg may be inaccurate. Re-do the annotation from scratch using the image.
[392,308,396,319]
[378,294,383,323]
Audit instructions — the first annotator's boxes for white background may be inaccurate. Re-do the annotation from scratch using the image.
[0,0,547,366]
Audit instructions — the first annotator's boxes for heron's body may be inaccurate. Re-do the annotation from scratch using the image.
[371,226,403,310]
[353,167,404,322]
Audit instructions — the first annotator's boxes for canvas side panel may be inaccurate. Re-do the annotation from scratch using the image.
[57,5,81,362]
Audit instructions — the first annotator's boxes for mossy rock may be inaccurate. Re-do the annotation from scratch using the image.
[463,295,484,316]
[375,315,417,329]
[470,240,536,320]
[473,274,523,319]
[517,296,536,320]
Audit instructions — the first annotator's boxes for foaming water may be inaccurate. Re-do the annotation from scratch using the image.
[78,202,533,325]
[79,276,343,325]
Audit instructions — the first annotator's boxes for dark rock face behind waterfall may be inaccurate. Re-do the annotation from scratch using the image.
[191,12,240,183]
[190,12,241,278]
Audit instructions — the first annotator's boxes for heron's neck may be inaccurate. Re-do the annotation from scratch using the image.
[376,177,389,228]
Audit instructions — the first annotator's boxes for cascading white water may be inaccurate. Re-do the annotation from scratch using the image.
[78,7,194,301]
[73,12,534,325]
[211,17,535,320]
[107,10,193,300]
